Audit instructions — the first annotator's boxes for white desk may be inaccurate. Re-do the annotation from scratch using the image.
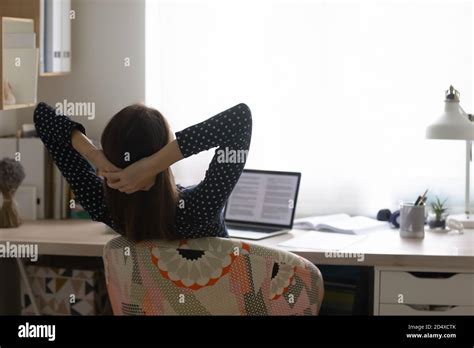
[1,220,472,268]
[1,220,473,315]
[255,227,474,270]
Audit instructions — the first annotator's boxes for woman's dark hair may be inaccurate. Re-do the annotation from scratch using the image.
[101,104,178,241]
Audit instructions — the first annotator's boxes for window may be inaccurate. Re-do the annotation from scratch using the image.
[146,0,473,216]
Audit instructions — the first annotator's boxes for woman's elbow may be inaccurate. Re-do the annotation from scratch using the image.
[237,103,251,116]
[33,102,51,136]
[33,107,44,138]
[237,103,252,128]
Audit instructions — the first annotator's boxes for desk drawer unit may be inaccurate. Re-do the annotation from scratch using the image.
[379,304,474,315]
[374,269,474,315]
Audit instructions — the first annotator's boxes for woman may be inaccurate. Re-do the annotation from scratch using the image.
[34,102,252,241]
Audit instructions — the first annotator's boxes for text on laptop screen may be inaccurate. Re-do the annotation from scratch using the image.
[225,171,299,227]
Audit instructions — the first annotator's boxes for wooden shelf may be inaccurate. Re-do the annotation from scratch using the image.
[0,1,72,110]
[40,71,70,77]
[2,103,36,110]
[0,0,71,78]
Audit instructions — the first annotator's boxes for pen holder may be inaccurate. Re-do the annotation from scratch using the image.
[400,203,425,238]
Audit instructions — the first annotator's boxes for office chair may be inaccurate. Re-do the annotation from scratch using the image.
[103,236,324,315]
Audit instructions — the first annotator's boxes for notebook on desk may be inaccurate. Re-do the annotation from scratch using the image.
[294,214,387,235]
[278,232,366,251]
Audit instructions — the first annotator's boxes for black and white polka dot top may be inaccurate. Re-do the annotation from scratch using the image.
[34,102,252,239]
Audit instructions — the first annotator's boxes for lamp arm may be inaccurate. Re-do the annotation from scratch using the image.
[466,140,471,215]
[466,114,473,215]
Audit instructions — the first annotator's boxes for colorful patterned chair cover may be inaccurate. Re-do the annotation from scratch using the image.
[103,236,324,315]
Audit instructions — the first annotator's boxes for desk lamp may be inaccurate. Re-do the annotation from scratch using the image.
[426,86,474,228]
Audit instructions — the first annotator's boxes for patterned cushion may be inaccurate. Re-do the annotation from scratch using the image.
[103,236,324,315]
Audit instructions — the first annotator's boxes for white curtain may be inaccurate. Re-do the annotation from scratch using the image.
[146,0,473,217]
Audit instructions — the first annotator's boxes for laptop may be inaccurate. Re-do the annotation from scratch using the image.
[224,169,301,240]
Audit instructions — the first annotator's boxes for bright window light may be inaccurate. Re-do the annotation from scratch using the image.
[146,0,473,217]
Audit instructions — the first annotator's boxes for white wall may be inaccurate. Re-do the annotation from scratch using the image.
[10,0,146,140]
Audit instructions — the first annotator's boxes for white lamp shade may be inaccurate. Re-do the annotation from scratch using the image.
[426,100,474,140]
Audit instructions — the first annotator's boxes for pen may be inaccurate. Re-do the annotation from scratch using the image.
[414,189,428,206]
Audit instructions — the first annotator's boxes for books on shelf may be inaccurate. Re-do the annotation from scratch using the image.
[43,0,71,74]
[293,213,388,235]
[52,164,71,219]
[44,0,63,72]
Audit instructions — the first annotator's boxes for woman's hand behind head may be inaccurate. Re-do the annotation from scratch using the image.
[86,149,121,174]
[100,156,156,194]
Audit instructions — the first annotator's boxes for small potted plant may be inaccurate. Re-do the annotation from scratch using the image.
[427,197,448,230]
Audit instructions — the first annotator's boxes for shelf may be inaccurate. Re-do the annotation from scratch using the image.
[2,103,36,110]
[1,17,38,111]
[40,71,70,77]
[0,0,71,77]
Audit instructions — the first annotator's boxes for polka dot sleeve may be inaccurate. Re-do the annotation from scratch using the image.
[174,103,252,238]
[33,102,117,231]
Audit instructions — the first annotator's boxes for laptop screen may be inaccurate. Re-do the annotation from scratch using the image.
[224,170,301,228]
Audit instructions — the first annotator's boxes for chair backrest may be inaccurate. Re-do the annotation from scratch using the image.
[103,236,324,315]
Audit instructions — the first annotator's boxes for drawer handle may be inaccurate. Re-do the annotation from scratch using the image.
[408,272,457,279]
[406,304,457,312]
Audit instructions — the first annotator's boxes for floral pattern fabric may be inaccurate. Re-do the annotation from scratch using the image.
[103,236,323,315]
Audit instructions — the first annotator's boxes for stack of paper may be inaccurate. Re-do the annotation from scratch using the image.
[278,232,365,251]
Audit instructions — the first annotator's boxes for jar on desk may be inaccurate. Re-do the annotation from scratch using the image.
[400,203,425,238]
